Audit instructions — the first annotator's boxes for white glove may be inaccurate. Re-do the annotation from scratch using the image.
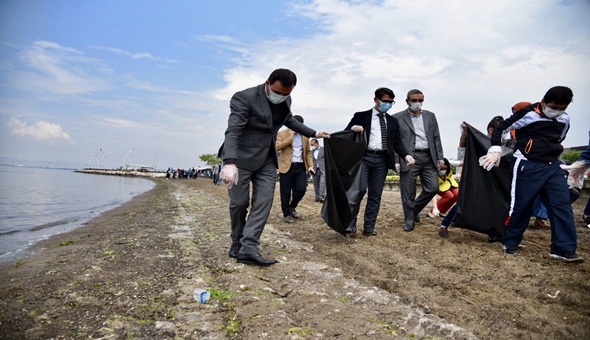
[432,208,440,217]
[351,125,364,133]
[315,130,331,138]
[562,160,590,188]
[220,165,239,189]
[405,155,415,166]
[395,163,400,173]
[479,146,502,171]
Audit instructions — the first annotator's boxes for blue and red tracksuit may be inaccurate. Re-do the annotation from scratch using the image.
[491,103,577,254]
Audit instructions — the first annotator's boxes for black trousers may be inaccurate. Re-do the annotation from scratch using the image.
[279,163,308,217]
[351,152,388,232]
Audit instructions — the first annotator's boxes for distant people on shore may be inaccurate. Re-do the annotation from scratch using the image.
[165,167,202,179]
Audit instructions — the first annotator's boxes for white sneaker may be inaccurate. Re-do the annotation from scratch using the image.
[549,252,584,262]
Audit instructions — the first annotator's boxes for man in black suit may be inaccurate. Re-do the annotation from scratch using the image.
[344,87,415,237]
[220,69,330,266]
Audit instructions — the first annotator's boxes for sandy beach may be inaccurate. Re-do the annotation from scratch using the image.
[1,177,589,339]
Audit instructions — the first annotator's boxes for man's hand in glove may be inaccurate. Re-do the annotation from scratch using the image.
[351,125,364,133]
[479,145,502,171]
[220,164,239,189]
[315,131,331,138]
[561,160,590,188]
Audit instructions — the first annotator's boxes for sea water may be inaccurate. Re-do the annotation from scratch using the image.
[0,165,155,263]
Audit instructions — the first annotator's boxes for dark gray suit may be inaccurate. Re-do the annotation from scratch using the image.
[393,108,444,227]
[221,83,315,255]
[312,146,325,200]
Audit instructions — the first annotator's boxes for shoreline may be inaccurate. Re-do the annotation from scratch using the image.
[0,170,157,265]
[1,178,588,339]
[76,168,167,178]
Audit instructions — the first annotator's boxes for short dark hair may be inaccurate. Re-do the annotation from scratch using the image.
[543,86,573,105]
[374,87,394,100]
[487,116,504,130]
[293,115,304,123]
[268,69,297,87]
[406,89,423,100]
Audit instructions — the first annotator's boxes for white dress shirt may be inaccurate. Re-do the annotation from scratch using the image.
[411,112,429,150]
[368,108,386,151]
[291,133,303,163]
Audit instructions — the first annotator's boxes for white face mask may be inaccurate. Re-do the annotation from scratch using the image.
[438,170,447,177]
[266,84,289,104]
[543,105,565,119]
[410,102,422,111]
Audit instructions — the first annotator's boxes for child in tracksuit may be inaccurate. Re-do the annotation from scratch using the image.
[479,86,582,262]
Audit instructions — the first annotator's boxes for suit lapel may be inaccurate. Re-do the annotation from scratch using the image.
[364,110,373,144]
[402,110,415,133]
[385,114,393,140]
[422,111,430,135]
[256,84,273,129]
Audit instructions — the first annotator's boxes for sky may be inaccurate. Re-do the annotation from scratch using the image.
[1,0,589,170]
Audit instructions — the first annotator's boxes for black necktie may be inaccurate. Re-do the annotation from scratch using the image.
[378,113,388,151]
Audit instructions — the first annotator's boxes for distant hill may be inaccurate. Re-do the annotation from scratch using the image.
[0,157,82,170]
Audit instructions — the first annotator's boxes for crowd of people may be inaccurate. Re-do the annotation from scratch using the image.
[165,167,202,179]
[215,68,588,267]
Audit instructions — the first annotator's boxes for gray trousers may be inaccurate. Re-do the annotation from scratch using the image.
[400,151,439,227]
[228,158,277,256]
[312,167,326,200]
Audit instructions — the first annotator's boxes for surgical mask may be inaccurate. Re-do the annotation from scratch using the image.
[438,170,447,177]
[266,84,289,104]
[378,101,393,113]
[410,102,422,111]
[543,105,565,119]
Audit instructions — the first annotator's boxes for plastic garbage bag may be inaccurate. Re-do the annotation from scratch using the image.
[321,130,367,235]
[453,123,511,236]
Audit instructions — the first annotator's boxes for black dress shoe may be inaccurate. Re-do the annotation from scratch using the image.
[403,224,415,232]
[414,214,421,223]
[236,253,278,267]
[228,243,241,258]
[362,230,377,236]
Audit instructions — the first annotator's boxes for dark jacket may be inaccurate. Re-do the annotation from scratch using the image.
[345,109,409,169]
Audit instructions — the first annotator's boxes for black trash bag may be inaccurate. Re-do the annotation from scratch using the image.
[321,130,367,235]
[452,123,511,236]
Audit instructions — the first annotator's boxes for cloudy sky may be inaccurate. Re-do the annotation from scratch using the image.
[1,0,589,169]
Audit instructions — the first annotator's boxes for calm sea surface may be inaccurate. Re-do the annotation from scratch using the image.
[0,165,155,263]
